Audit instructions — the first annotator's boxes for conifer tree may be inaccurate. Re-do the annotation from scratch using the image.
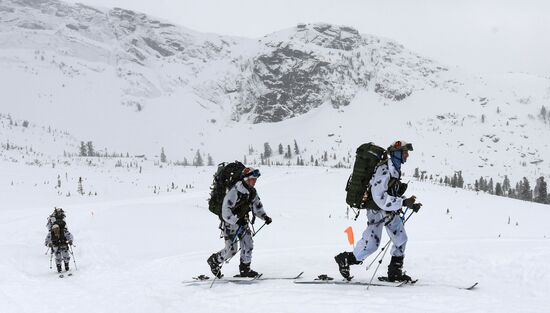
[86,141,95,157]
[278,143,284,155]
[534,176,548,203]
[495,182,503,196]
[79,142,87,157]
[294,140,300,155]
[503,175,511,195]
[263,142,272,158]
[520,177,532,201]
[488,178,494,194]
[194,150,204,166]
[77,177,84,195]
[457,171,464,188]
[160,147,167,163]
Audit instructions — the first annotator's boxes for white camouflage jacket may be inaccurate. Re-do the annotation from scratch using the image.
[221,181,268,225]
[369,159,405,212]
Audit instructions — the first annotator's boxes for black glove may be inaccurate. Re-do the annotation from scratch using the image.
[237,218,248,227]
[412,203,422,213]
[402,196,416,208]
[68,240,73,246]
[264,216,272,225]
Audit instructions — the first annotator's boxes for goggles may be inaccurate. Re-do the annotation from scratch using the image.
[244,169,261,179]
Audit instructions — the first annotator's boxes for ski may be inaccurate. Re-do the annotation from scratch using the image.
[183,273,263,284]
[184,272,303,285]
[406,281,478,290]
[58,272,73,278]
[256,271,304,281]
[295,279,406,287]
[294,274,407,287]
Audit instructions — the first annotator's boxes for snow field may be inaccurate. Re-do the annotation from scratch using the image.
[0,164,549,313]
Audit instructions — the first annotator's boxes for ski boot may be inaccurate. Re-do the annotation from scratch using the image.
[56,264,62,273]
[387,255,412,282]
[64,262,70,271]
[207,253,223,278]
[334,252,359,280]
[238,262,259,278]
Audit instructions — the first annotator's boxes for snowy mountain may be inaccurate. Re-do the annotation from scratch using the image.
[1,0,550,185]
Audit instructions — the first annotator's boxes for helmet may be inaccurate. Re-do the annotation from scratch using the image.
[242,167,260,186]
[388,140,414,152]
[51,224,60,231]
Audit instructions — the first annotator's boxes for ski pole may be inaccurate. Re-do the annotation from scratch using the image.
[49,248,53,269]
[45,246,51,255]
[210,222,267,288]
[366,210,414,290]
[68,244,78,271]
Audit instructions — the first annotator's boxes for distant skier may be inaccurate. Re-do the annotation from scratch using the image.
[207,167,272,278]
[46,207,67,231]
[335,140,422,282]
[45,223,74,273]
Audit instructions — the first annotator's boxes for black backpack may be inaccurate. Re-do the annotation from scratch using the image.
[345,143,387,208]
[208,161,246,218]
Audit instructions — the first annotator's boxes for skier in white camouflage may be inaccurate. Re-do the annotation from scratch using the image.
[335,140,422,282]
[207,167,272,278]
[45,223,74,273]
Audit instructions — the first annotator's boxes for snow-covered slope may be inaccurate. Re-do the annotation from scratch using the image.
[0,162,548,313]
[1,0,550,184]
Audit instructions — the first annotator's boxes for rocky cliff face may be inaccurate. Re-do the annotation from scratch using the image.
[233,23,455,123]
[1,0,455,123]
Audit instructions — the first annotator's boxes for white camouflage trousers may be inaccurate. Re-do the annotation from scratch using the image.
[216,223,254,264]
[353,209,408,261]
[52,246,70,265]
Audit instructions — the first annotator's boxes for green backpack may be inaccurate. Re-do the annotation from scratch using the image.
[208,161,246,218]
[345,143,387,208]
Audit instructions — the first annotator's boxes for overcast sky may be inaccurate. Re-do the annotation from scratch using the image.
[66,0,550,76]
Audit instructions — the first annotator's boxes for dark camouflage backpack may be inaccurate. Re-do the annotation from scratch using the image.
[208,161,246,218]
[345,143,387,208]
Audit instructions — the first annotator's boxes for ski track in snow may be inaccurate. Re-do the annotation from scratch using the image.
[0,164,549,313]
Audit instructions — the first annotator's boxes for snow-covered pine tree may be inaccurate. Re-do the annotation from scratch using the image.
[194,150,204,166]
[457,171,464,188]
[503,175,511,196]
[534,176,548,204]
[263,142,272,158]
[77,177,84,195]
[86,141,95,157]
[413,168,420,179]
[278,143,284,155]
[207,154,214,166]
[294,139,300,155]
[519,177,532,201]
[160,147,167,163]
[495,182,503,196]
[79,142,87,157]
